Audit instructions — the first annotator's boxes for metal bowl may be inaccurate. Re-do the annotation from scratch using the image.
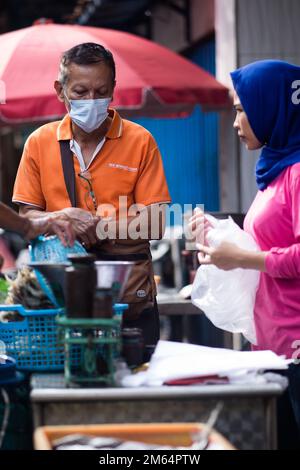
[29,260,134,306]
[28,262,70,307]
[94,261,134,301]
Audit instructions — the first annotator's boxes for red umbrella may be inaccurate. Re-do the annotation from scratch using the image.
[0,23,229,124]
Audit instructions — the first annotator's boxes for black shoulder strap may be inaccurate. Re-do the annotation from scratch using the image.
[59,140,76,207]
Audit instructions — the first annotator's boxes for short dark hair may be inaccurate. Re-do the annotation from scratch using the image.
[58,42,116,85]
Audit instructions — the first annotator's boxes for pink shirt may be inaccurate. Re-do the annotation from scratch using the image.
[244,163,300,358]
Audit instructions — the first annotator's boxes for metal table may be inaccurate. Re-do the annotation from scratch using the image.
[30,374,285,450]
[157,291,235,348]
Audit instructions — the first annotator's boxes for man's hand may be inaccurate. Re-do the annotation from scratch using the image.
[24,215,75,247]
[59,208,100,248]
[19,205,101,248]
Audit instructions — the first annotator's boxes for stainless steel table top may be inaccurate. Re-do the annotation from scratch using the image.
[30,373,285,402]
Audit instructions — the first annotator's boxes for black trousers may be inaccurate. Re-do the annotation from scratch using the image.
[122,299,160,362]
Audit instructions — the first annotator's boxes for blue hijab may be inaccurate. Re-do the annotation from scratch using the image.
[231,60,300,190]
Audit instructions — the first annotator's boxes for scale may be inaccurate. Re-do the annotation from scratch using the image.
[30,258,133,387]
[56,315,121,386]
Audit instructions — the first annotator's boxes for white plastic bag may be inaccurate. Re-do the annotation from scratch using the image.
[191,215,259,345]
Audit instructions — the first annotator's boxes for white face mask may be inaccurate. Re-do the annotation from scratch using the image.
[65,93,111,133]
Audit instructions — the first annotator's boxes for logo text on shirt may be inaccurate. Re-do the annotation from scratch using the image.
[107,163,138,172]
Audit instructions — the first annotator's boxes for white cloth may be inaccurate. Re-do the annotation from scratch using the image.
[120,340,290,388]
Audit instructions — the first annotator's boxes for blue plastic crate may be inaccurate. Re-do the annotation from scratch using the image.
[0,305,81,371]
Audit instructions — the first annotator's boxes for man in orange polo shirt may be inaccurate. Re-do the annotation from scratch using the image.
[13,43,171,361]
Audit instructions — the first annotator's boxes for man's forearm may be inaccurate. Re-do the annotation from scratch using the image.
[19,205,59,219]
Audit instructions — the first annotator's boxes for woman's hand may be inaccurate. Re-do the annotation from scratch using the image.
[197,242,244,270]
[197,242,267,272]
[21,207,100,248]
[188,208,212,245]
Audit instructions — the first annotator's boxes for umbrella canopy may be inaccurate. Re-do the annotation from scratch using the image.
[0,23,230,124]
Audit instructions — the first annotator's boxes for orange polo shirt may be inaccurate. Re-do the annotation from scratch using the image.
[13,109,171,216]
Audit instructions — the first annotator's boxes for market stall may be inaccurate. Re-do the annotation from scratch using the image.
[30,375,284,450]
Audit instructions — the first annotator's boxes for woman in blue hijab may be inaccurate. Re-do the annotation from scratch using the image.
[232,59,300,189]
[190,60,300,449]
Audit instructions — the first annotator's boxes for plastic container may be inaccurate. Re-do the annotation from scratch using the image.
[0,304,80,371]
[30,235,86,263]
[34,423,236,450]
